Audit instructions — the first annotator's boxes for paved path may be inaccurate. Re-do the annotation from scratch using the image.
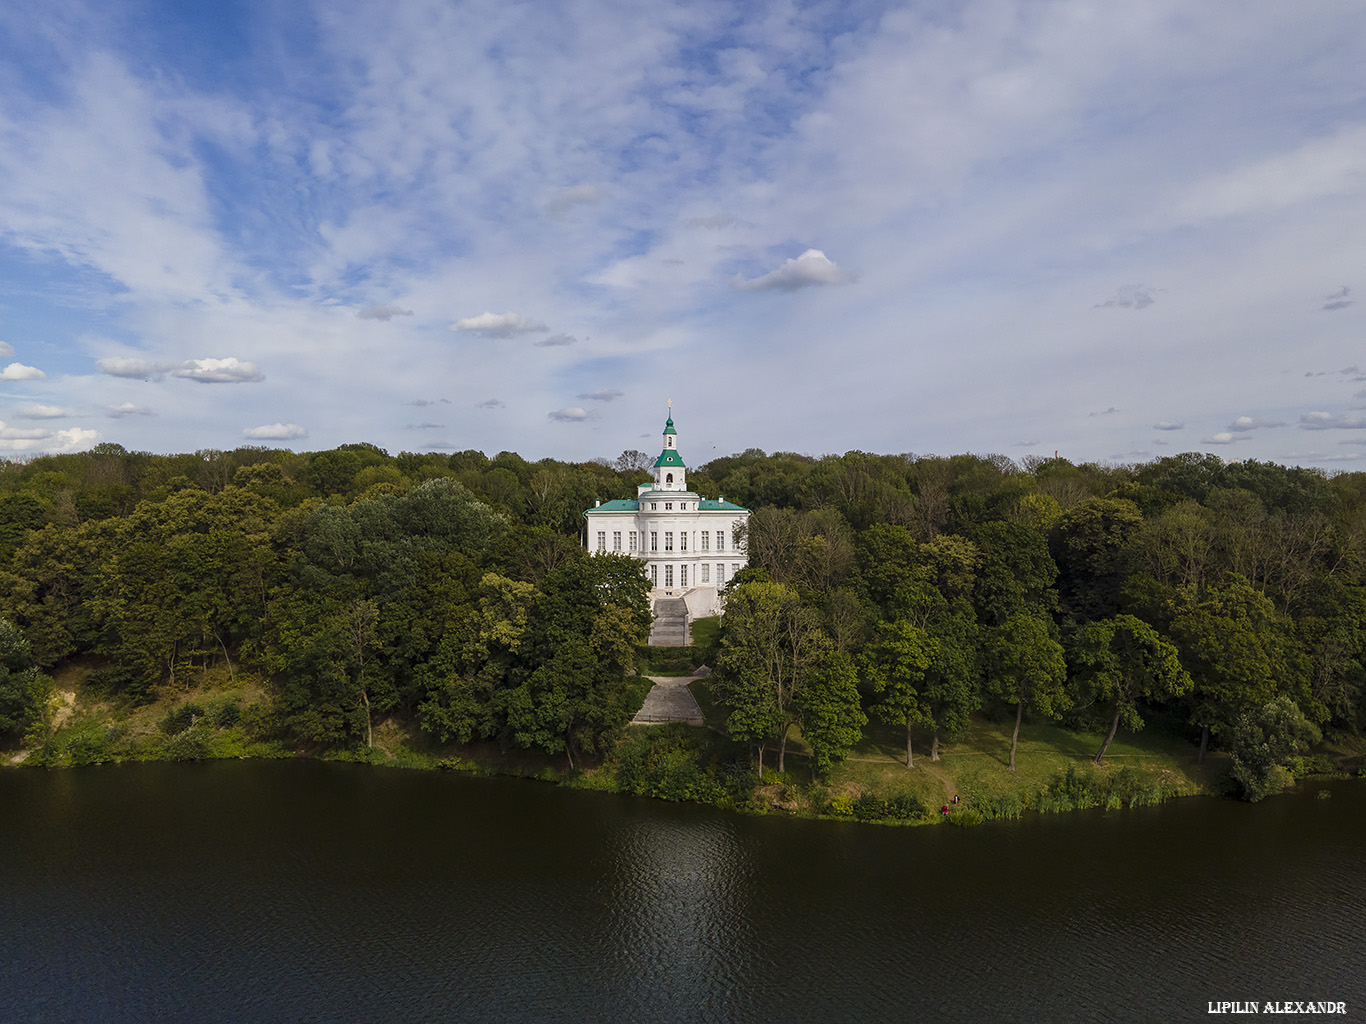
[631,674,705,726]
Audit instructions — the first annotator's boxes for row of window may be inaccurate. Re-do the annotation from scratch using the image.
[648,563,742,587]
[597,530,732,553]
[647,501,691,511]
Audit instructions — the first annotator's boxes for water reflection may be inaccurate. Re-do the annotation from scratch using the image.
[597,812,756,1022]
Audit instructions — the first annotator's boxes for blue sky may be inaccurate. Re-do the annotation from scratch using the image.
[1,0,1364,466]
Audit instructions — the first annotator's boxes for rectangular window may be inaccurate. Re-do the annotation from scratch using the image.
[596,531,606,552]
[732,563,740,579]
[650,564,658,585]
[665,502,672,511]
[701,564,710,583]
[629,532,637,551]
[716,563,725,583]
[680,532,687,551]
[681,564,688,587]
[665,565,674,587]
[665,532,674,552]
[650,503,656,510]
[613,531,621,551]
[717,531,725,552]
[651,532,658,552]
[701,531,710,552]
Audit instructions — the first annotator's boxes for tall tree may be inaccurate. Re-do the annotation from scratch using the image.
[985,614,1069,771]
[1069,614,1192,765]
[862,620,934,767]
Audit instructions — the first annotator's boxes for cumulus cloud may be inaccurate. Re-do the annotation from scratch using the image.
[733,249,850,292]
[450,312,548,337]
[0,342,14,357]
[1094,285,1158,310]
[17,404,67,419]
[242,422,307,440]
[1228,416,1286,432]
[357,305,414,321]
[548,407,590,422]
[1201,432,1241,444]
[0,426,97,452]
[534,333,577,347]
[107,402,155,418]
[1322,286,1352,312]
[545,184,603,216]
[1300,411,1366,430]
[578,389,623,402]
[98,357,169,379]
[1153,421,1185,431]
[478,398,505,409]
[174,357,265,384]
[0,363,47,381]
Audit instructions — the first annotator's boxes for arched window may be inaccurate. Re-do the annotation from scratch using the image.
[666,473,673,484]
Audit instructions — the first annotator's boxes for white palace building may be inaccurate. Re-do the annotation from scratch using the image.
[584,410,750,620]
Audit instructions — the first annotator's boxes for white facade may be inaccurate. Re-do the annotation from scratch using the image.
[584,412,750,617]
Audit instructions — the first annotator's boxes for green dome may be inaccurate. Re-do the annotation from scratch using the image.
[663,415,676,435]
[654,449,686,468]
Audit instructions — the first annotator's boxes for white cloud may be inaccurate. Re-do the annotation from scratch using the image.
[173,357,265,384]
[1201,432,1241,444]
[0,363,46,381]
[1153,421,1185,431]
[107,402,155,418]
[1300,411,1366,430]
[0,426,97,453]
[1094,285,1157,310]
[545,184,603,216]
[450,312,548,337]
[1228,416,1286,432]
[357,305,414,321]
[548,407,590,422]
[242,422,307,440]
[534,333,577,347]
[578,389,623,402]
[16,404,68,419]
[97,357,170,380]
[733,249,850,292]
[0,342,13,357]
[478,398,505,409]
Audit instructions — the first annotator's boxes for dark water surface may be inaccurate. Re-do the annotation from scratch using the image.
[2,761,1363,1023]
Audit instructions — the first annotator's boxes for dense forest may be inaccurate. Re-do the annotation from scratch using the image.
[0,441,1362,804]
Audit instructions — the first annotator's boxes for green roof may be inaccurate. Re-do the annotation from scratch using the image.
[663,415,676,435]
[699,498,749,512]
[584,498,640,514]
[653,449,686,468]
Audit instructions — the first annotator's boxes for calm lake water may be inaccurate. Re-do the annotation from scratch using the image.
[2,760,1363,1023]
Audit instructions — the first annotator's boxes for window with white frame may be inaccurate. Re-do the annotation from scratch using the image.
[651,532,658,552]
[613,531,621,551]
[701,563,710,583]
[596,531,606,552]
[716,563,725,583]
[629,532,637,551]
[701,531,710,551]
[681,564,688,587]
[717,531,725,551]
[732,563,740,578]
[665,502,672,511]
[665,564,674,587]
[650,564,658,585]
[665,532,674,551]
[680,532,687,551]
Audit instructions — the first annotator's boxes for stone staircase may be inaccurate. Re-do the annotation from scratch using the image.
[648,597,690,647]
[631,676,705,726]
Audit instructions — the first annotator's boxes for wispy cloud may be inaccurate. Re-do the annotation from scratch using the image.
[577,389,622,402]
[549,407,591,422]
[16,404,67,419]
[1153,421,1185,431]
[107,402,154,418]
[1228,416,1286,432]
[357,305,414,321]
[733,249,849,292]
[545,184,603,216]
[1094,285,1157,310]
[1300,411,1366,430]
[174,357,264,384]
[534,333,577,347]
[1201,432,1243,444]
[1322,286,1352,312]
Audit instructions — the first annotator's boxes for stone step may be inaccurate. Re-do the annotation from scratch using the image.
[631,676,705,725]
